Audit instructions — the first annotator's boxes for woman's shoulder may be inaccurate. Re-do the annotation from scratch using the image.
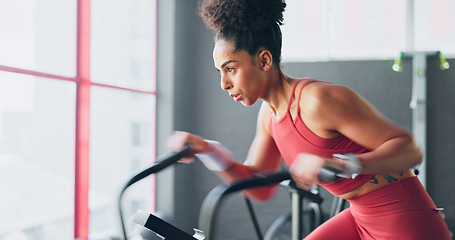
[298,80,355,106]
[297,80,363,123]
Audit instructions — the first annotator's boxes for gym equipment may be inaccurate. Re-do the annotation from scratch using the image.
[120,146,341,240]
[198,169,344,240]
[118,145,191,240]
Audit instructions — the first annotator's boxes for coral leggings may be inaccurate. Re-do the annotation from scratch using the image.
[305,177,451,240]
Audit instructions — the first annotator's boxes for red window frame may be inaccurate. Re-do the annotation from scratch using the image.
[0,0,157,239]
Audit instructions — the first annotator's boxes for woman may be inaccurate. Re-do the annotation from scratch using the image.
[167,0,452,239]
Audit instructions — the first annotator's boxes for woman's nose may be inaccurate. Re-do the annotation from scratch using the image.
[220,75,232,90]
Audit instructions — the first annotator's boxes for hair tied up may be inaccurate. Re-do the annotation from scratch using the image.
[199,0,286,32]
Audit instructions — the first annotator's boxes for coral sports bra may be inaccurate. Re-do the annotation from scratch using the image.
[269,79,375,195]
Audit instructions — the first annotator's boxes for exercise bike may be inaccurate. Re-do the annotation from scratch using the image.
[118,146,342,240]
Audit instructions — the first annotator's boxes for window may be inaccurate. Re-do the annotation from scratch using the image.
[0,0,77,76]
[0,0,157,239]
[281,0,455,61]
[0,73,76,240]
[89,88,156,238]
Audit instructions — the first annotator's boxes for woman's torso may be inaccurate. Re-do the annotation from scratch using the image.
[268,79,415,199]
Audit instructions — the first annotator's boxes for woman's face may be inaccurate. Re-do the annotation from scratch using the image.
[213,40,268,106]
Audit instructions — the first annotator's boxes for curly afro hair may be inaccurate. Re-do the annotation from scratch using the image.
[199,0,286,66]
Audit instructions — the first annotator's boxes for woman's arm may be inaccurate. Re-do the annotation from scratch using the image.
[317,84,421,173]
[291,83,422,187]
[218,102,282,201]
[167,102,282,202]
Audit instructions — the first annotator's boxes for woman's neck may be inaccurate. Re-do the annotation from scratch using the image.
[263,71,297,117]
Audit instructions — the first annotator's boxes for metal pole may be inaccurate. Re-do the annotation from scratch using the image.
[405,0,415,52]
[291,191,302,240]
[409,52,428,188]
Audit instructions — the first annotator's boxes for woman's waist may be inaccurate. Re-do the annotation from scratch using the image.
[338,169,416,199]
[345,174,437,216]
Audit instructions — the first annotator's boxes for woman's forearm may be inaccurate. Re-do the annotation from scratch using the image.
[358,135,422,174]
[215,161,279,202]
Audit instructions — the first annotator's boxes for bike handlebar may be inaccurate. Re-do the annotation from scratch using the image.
[122,146,342,240]
[120,145,191,194]
[223,166,341,195]
[119,145,191,240]
[198,167,342,240]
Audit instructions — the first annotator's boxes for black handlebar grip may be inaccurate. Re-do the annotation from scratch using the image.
[318,167,342,182]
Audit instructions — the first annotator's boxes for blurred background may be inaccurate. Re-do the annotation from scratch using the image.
[0,0,453,239]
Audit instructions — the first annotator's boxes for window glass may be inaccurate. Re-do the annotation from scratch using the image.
[280,0,455,61]
[0,0,77,76]
[282,0,407,61]
[89,86,155,238]
[415,0,455,53]
[91,0,157,91]
[0,72,76,240]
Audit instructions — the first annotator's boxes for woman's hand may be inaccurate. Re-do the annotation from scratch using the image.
[290,153,345,190]
[166,131,209,163]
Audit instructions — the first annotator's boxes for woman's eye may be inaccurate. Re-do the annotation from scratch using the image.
[227,67,235,73]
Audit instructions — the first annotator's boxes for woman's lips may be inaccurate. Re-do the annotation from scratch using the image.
[230,93,241,102]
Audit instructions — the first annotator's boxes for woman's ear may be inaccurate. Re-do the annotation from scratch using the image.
[258,50,273,71]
